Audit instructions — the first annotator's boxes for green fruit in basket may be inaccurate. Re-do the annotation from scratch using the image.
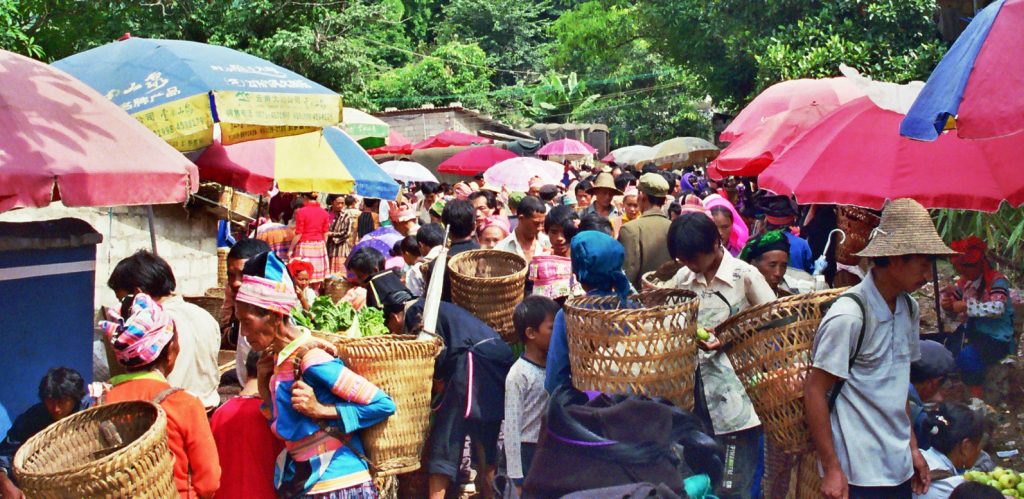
[696,327,711,341]
[1016,482,1024,495]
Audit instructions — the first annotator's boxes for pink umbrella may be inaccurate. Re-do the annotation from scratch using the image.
[537,138,597,157]
[714,104,832,177]
[722,77,864,142]
[412,130,492,150]
[0,49,198,212]
[367,130,413,156]
[759,96,1024,211]
[437,146,518,176]
[483,157,564,192]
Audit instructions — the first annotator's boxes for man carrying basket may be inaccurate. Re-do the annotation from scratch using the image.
[805,198,956,499]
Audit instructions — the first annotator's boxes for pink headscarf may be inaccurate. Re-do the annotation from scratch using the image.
[704,194,750,254]
[482,215,511,237]
[678,194,708,216]
[99,294,175,368]
[454,182,474,200]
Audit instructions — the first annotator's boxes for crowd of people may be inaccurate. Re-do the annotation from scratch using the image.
[0,160,1018,499]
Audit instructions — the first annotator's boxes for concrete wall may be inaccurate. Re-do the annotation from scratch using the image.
[0,203,220,309]
[378,111,489,143]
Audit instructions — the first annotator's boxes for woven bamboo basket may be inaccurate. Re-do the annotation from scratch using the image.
[333,334,443,477]
[564,288,700,409]
[835,205,880,265]
[184,294,224,321]
[795,451,821,498]
[448,250,527,344]
[713,288,847,454]
[14,401,176,498]
[216,248,229,288]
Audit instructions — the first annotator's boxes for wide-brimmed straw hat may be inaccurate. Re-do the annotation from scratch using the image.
[586,172,624,196]
[854,198,956,258]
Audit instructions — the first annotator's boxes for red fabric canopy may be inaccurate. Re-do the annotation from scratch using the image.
[412,130,491,150]
[437,146,518,176]
[722,77,863,142]
[715,104,831,177]
[759,97,1024,211]
[366,130,413,156]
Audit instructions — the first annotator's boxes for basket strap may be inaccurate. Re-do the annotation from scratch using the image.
[827,294,866,412]
[152,387,183,405]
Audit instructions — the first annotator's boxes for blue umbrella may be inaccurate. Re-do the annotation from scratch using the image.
[54,37,343,151]
[324,127,400,200]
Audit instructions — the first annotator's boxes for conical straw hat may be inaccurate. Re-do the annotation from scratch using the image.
[853,198,956,258]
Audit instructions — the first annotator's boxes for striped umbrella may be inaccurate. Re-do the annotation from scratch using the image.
[342,108,389,149]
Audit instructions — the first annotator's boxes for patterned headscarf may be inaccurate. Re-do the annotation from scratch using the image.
[951,236,987,265]
[570,231,631,303]
[100,294,175,368]
[236,251,300,316]
[739,230,790,263]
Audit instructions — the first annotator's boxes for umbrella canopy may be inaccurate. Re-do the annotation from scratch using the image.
[437,146,518,176]
[537,138,597,157]
[714,104,832,177]
[379,160,439,183]
[412,130,491,150]
[652,137,720,168]
[367,130,414,156]
[358,226,403,252]
[759,96,1024,212]
[601,145,655,166]
[0,49,198,212]
[483,157,563,192]
[722,77,864,142]
[195,126,399,199]
[53,37,342,152]
[342,108,389,149]
[901,0,1024,141]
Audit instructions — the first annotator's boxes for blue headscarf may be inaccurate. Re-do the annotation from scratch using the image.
[570,231,632,303]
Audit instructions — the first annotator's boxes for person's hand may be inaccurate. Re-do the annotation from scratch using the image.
[0,472,24,499]
[819,467,848,499]
[940,294,955,311]
[911,448,931,494]
[291,380,335,419]
[698,336,724,352]
[952,300,968,314]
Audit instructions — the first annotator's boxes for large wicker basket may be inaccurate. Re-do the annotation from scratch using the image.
[564,288,700,409]
[184,294,224,321]
[713,288,846,454]
[448,250,527,344]
[835,205,880,265]
[333,334,443,477]
[14,401,176,498]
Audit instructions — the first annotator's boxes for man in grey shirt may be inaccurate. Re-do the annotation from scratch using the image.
[805,199,956,499]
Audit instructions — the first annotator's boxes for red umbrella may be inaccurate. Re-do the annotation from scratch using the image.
[722,77,863,142]
[437,146,518,176]
[412,130,491,150]
[714,104,832,177]
[537,138,597,157]
[367,130,413,156]
[759,96,1024,211]
[0,49,197,212]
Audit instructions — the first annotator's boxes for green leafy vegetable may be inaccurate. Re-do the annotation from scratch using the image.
[291,307,314,329]
[357,306,390,337]
[307,296,356,333]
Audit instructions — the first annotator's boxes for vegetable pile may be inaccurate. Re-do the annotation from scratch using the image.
[357,306,389,337]
[291,295,390,338]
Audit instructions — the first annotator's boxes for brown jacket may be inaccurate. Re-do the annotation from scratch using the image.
[618,209,672,287]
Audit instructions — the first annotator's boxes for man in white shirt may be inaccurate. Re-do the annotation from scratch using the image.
[805,198,955,498]
[496,195,550,262]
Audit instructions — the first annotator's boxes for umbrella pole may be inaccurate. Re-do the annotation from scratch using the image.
[933,259,945,335]
[147,205,159,255]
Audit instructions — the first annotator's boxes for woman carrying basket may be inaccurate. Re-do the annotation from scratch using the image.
[664,212,777,499]
[234,251,396,498]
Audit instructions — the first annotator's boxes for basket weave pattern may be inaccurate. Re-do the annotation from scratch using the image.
[564,289,700,409]
[448,250,527,344]
[332,335,442,477]
[835,206,880,265]
[14,401,176,498]
[714,288,847,454]
[183,295,224,322]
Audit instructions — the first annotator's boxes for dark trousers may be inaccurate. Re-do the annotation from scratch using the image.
[848,480,912,499]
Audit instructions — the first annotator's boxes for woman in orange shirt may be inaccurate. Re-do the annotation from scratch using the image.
[99,294,221,499]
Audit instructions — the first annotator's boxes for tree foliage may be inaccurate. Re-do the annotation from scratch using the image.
[366,41,495,111]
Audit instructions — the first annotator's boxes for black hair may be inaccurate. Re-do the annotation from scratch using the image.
[538,185,559,202]
[641,163,659,174]
[39,367,85,402]
[950,482,1003,499]
[228,238,271,261]
[300,192,317,200]
[614,173,635,191]
[668,213,721,261]
[545,205,580,242]
[416,223,445,249]
[391,239,404,257]
[107,250,177,297]
[344,195,357,207]
[926,403,987,456]
[577,213,614,236]
[245,350,261,378]
[468,190,498,210]
[513,295,561,343]
[575,180,593,193]
[517,195,546,218]
[442,199,476,239]
[647,194,667,207]
[363,198,381,210]
[400,235,421,257]
[710,206,733,221]
[325,193,341,206]
[668,202,682,219]
[347,246,386,276]
[419,182,440,195]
